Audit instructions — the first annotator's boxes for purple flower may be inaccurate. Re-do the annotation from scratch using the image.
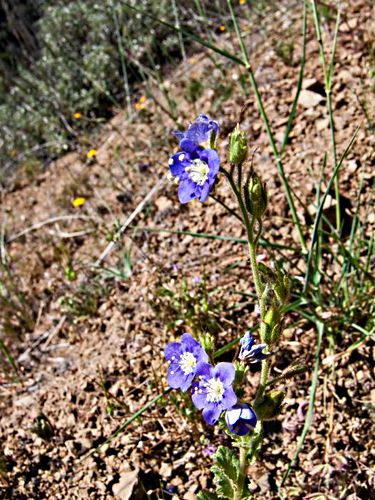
[225,403,257,436]
[192,362,237,425]
[164,333,208,392]
[168,147,220,203]
[202,443,216,457]
[239,331,270,363]
[174,114,219,152]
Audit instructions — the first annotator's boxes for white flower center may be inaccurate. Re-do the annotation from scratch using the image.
[185,159,209,185]
[179,352,197,375]
[205,377,225,403]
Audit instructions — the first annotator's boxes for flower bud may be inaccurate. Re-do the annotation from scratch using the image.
[261,306,281,345]
[244,172,267,219]
[233,360,248,386]
[254,390,285,420]
[225,403,257,435]
[199,333,215,355]
[229,124,248,164]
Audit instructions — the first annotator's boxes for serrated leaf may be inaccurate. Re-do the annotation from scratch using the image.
[211,446,240,499]
[213,446,240,482]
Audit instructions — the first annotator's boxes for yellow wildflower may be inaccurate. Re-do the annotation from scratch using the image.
[219,25,226,32]
[135,102,143,110]
[72,197,86,207]
[87,149,97,159]
[239,0,246,4]
[73,112,82,119]
[139,95,146,103]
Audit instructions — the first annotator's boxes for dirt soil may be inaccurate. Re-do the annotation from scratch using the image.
[0,1,374,499]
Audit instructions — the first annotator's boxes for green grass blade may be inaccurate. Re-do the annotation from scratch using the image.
[279,0,307,157]
[121,1,245,66]
[226,0,307,252]
[133,225,301,252]
[303,127,359,293]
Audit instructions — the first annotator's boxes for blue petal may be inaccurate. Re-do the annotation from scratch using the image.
[191,382,207,409]
[198,182,211,202]
[202,404,222,425]
[226,407,242,426]
[200,148,220,176]
[164,342,182,361]
[180,333,200,350]
[169,152,189,176]
[178,179,198,203]
[214,362,236,386]
[180,138,200,153]
[167,365,184,389]
[195,362,213,378]
[179,372,195,392]
[240,331,254,350]
[221,386,237,410]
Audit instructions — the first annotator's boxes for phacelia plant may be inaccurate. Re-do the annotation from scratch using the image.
[164,115,293,499]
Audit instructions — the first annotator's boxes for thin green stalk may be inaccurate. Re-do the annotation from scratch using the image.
[235,446,248,500]
[310,1,341,230]
[171,0,186,61]
[133,225,300,252]
[280,0,307,157]
[110,0,132,118]
[304,127,359,293]
[209,194,243,222]
[254,358,270,405]
[248,240,263,301]
[226,0,307,252]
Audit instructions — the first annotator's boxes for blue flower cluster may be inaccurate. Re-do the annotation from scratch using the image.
[168,115,220,203]
[164,333,258,435]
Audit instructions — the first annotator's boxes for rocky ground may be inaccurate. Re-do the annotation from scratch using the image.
[0,1,374,498]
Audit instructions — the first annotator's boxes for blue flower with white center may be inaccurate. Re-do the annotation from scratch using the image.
[239,330,271,363]
[192,362,237,425]
[168,147,220,203]
[174,114,219,152]
[164,333,209,392]
[168,115,220,203]
[225,403,257,436]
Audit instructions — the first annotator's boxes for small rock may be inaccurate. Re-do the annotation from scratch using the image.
[299,90,324,108]
[112,467,140,500]
[159,462,172,478]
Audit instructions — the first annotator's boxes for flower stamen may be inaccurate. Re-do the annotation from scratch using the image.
[205,377,225,403]
[185,159,209,185]
[179,352,197,375]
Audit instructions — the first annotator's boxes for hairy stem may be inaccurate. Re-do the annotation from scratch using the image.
[235,446,248,500]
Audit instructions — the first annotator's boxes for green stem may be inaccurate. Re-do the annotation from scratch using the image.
[209,194,243,222]
[248,240,263,303]
[235,446,248,500]
[254,358,270,405]
[326,89,340,229]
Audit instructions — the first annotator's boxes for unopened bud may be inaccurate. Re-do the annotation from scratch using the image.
[199,333,215,355]
[229,124,248,164]
[244,173,267,219]
[254,390,285,420]
[261,306,281,345]
[233,360,248,387]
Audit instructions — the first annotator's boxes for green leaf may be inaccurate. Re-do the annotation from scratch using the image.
[211,446,240,499]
